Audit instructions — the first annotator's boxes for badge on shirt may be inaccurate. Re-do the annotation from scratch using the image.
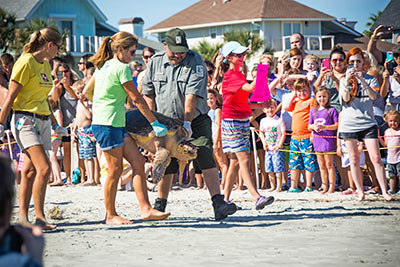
[196,65,204,78]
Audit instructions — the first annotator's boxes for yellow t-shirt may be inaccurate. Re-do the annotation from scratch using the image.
[11,53,53,115]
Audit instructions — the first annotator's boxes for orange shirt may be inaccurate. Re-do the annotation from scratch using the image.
[286,98,315,140]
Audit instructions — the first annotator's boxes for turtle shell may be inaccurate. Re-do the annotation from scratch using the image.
[125,109,182,136]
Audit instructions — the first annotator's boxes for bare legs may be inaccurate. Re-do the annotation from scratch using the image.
[19,145,56,230]
[224,151,260,201]
[345,138,392,201]
[317,154,335,193]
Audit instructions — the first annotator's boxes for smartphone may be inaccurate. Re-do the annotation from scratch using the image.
[380,26,393,39]
[347,64,354,70]
[322,59,330,70]
[56,71,63,81]
[387,60,398,75]
[387,51,394,61]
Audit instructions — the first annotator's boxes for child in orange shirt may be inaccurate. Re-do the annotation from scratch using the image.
[284,78,317,192]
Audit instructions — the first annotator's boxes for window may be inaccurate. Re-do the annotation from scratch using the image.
[223,25,232,34]
[210,27,216,39]
[283,22,301,36]
[251,23,260,34]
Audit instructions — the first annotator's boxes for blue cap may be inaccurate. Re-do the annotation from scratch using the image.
[221,41,249,58]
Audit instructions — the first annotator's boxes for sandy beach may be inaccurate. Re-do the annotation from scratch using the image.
[11,185,400,267]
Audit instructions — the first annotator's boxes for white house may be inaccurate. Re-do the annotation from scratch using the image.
[145,0,362,58]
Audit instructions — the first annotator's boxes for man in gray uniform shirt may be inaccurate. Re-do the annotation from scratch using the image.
[142,28,237,220]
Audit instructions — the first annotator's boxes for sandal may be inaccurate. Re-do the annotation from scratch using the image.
[303,187,313,192]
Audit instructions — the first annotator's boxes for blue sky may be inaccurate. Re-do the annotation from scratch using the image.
[95,0,390,35]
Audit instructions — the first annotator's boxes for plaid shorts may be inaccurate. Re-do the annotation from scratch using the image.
[77,125,97,159]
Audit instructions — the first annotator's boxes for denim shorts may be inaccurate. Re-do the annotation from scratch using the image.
[339,125,378,141]
[92,124,129,151]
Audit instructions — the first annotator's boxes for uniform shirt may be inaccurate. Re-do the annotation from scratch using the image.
[11,53,52,115]
[338,73,378,133]
[92,58,132,127]
[142,50,208,123]
[221,69,251,119]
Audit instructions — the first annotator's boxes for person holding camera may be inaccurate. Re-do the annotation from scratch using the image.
[0,154,44,266]
[338,47,393,202]
[368,25,399,66]
[381,44,400,112]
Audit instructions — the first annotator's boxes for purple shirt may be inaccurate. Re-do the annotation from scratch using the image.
[309,107,338,152]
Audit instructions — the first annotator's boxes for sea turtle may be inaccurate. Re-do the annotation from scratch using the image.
[125,109,198,184]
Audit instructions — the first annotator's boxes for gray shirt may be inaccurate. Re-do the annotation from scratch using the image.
[60,87,77,127]
[338,73,378,133]
[142,50,209,123]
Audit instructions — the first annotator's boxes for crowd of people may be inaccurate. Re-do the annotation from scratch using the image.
[0,24,398,234]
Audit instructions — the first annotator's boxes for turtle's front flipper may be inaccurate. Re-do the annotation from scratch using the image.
[152,148,171,183]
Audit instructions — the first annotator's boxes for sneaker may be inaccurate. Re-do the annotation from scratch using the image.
[212,194,237,220]
[152,149,171,183]
[255,196,274,210]
[153,198,167,212]
[288,188,301,193]
[303,187,313,192]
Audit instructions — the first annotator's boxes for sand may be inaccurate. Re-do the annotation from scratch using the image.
[11,185,400,267]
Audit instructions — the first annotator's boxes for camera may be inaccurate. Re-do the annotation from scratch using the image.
[380,26,393,40]
[0,225,23,252]
[56,71,63,81]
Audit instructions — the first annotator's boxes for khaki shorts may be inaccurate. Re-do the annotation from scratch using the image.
[11,113,52,151]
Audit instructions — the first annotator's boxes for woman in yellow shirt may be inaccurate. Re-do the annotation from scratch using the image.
[0,27,67,230]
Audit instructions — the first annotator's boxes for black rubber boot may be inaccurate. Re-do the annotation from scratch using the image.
[212,194,237,221]
[154,197,167,212]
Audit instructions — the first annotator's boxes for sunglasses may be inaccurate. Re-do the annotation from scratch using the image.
[78,62,85,65]
[52,42,62,50]
[331,58,344,63]
[143,55,153,59]
[60,69,69,73]
[231,53,245,58]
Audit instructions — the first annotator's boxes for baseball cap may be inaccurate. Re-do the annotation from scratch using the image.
[220,41,249,58]
[392,44,400,56]
[165,28,189,53]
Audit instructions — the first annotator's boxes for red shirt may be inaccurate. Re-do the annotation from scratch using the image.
[221,69,251,119]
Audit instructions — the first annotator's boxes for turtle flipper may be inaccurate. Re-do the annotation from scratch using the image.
[152,148,171,183]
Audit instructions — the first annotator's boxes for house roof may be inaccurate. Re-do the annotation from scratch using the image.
[146,0,335,32]
[0,0,109,24]
[0,0,42,22]
[335,33,395,52]
[372,0,400,31]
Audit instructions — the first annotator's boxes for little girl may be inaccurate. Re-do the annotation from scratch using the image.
[380,110,400,194]
[207,89,228,189]
[220,41,274,210]
[308,87,338,193]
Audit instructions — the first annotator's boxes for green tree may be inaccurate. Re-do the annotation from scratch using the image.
[192,40,223,62]
[0,8,16,53]
[362,10,382,38]
[11,18,60,56]
[223,30,263,56]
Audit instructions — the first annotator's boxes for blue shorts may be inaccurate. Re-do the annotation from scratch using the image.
[289,138,317,171]
[265,150,285,173]
[77,125,97,159]
[92,124,129,151]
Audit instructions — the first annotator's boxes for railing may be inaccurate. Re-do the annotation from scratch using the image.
[282,35,335,51]
[64,35,107,54]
